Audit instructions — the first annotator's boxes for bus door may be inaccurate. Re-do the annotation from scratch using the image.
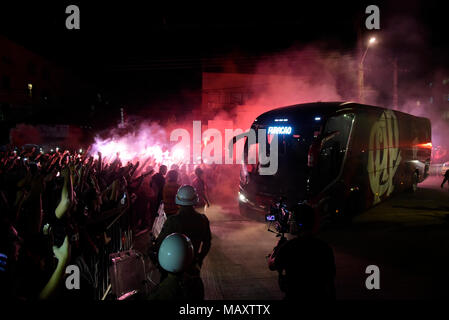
[315,113,354,192]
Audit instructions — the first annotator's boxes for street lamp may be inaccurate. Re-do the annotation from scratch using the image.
[358,37,377,104]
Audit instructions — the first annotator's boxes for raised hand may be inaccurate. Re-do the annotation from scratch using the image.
[53,235,70,264]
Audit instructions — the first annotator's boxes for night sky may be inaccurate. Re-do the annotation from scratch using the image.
[0,1,448,116]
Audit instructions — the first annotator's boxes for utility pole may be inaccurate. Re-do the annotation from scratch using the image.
[393,57,398,108]
[358,62,365,104]
[358,37,376,104]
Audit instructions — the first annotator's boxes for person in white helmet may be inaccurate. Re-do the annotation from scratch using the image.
[148,233,198,300]
[154,185,212,299]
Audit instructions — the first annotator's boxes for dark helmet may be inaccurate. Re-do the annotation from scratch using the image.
[175,185,199,206]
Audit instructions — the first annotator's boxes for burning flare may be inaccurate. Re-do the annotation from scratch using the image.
[89,123,186,168]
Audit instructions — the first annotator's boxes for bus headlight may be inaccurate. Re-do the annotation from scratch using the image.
[238,192,248,203]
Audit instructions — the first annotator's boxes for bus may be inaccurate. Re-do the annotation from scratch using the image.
[237,102,432,222]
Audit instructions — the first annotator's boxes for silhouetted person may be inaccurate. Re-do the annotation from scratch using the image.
[148,233,196,300]
[179,164,191,186]
[148,165,167,228]
[192,167,210,214]
[162,170,180,217]
[441,170,449,189]
[267,204,336,300]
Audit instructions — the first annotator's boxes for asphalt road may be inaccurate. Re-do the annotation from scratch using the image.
[200,175,449,299]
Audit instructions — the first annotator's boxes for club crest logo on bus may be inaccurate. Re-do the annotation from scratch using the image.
[367,110,401,205]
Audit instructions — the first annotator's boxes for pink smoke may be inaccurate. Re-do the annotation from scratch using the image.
[90,122,186,168]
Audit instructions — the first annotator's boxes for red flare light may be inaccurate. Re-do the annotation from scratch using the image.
[416,142,432,149]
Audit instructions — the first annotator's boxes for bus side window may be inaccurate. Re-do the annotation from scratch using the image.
[318,113,354,189]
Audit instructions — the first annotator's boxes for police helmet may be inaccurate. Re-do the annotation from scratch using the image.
[175,185,199,206]
[158,233,194,273]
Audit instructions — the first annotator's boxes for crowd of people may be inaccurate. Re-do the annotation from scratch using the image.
[0,145,212,300]
[0,144,337,302]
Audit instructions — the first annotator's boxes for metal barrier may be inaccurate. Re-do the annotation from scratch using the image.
[88,207,133,300]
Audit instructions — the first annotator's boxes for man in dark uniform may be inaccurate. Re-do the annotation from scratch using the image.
[267,204,336,300]
[192,166,210,214]
[148,165,167,229]
[155,185,212,300]
[441,169,449,189]
[151,165,168,208]
[148,233,195,301]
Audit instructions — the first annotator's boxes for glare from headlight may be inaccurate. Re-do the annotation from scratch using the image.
[238,192,247,203]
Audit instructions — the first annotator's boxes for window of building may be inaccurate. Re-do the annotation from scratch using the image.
[208,93,220,103]
[231,92,243,104]
[27,83,33,97]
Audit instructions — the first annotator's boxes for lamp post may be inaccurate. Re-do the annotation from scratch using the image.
[392,57,398,108]
[358,37,376,104]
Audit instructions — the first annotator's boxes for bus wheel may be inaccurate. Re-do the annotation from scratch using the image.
[345,190,361,220]
[407,172,419,193]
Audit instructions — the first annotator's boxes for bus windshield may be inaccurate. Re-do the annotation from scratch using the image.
[241,119,322,201]
[241,112,354,200]
[244,123,322,169]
